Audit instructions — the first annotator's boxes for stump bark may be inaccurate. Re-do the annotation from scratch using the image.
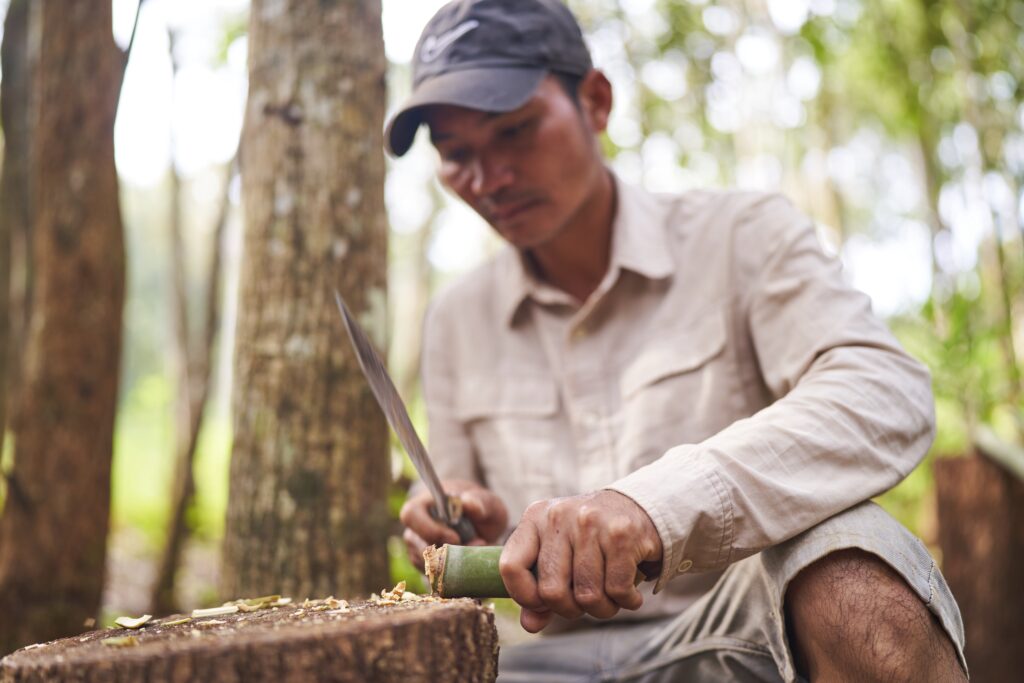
[0,597,498,682]
[935,450,1024,682]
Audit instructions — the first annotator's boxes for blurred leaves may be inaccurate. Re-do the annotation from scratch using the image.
[573,0,1023,539]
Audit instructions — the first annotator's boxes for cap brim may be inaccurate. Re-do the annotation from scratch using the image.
[384,66,547,157]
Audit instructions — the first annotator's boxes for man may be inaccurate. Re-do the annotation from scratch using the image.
[388,1,968,680]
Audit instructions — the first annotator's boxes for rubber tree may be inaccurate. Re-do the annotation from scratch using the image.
[0,0,128,655]
[221,0,391,600]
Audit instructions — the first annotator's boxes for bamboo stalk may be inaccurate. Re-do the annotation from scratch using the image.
[425,545,508,599]
[424,545,650,599]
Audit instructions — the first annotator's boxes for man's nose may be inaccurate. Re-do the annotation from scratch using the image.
[469,152,514,197]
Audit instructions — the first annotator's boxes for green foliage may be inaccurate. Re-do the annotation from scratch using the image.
[110,373,231,545]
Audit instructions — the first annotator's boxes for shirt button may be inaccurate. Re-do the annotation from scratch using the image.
[579,411,600,427]
[571,326,587,341]
[676,559,694,574]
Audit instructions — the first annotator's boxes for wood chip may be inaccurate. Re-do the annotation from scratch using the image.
[114,614,152,630]
[380,581,407,601]
[231,594,282,612]
[191,605,239,618]
[101,636,139,647]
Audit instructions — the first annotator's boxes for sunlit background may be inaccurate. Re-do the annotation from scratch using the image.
[1,0,1021,618]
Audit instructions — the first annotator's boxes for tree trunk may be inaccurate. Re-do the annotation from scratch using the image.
[934,451,1024,682]
[222,0,391,601]
[0,0,32,443]
[0,598,499,682]
[0,0,127,656]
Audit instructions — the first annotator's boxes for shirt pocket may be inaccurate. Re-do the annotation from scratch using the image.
[618,312,729,466]
[454,373,561,494]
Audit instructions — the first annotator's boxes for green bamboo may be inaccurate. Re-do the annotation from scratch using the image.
[424,545,508,599]
[424,544,650,599]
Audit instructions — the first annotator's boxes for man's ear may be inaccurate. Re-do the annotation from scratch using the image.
[578,69,613,134]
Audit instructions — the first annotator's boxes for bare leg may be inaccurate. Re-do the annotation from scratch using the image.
[785,548,967,682]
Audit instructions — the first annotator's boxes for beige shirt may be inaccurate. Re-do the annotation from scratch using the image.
[420,176,935,622]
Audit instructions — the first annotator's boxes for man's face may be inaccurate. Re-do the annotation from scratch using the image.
[423,74,610,250]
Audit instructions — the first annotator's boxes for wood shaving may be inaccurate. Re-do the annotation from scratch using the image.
[101,636,139,647]
[323,607,351,615]
[114,614,152,630]
[191,605,239,618]
[229,595,282,612]
[379,581,407,601]
[312,596,349,612]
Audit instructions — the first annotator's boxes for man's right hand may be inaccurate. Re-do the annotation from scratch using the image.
[399,479,509,571]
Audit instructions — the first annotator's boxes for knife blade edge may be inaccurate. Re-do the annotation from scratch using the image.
[333,289,453,525]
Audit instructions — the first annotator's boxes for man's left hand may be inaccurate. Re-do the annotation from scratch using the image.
[499,490,663,633]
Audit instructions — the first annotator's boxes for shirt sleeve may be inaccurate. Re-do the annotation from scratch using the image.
[606,194,936,592]
[420,297,483,486]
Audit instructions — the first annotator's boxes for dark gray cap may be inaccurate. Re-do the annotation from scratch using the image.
[384,0,592,157]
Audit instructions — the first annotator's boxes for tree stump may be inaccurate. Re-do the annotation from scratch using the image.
[935,450,1024,682]
[0,596,498,682]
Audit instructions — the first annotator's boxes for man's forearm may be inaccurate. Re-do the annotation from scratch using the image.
[608,342,935,591]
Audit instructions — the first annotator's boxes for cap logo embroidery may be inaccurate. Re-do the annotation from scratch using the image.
[419,20,480,63]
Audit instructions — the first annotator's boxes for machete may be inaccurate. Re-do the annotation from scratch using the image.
[333,288,476,544]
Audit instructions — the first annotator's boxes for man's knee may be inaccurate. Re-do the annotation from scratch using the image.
[784,548,965,682]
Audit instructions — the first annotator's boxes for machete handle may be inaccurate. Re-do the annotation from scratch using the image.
[449,515,477,545]
[429,495,477,544]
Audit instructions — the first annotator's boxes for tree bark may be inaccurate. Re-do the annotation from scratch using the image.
[222,0,391,601]
[0,598,499,682]
[935,451,1024,682]
[0,0,127,656]
[0,0,32,443]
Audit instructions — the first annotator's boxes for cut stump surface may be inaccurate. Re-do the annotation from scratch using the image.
[0,597,498,682]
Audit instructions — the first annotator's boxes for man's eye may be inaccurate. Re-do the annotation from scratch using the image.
[500,120,534,139]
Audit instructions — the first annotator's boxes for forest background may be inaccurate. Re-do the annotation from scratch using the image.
[0,0,1022,623]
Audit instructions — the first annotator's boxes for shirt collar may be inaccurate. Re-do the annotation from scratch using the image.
[498,175,675,328]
